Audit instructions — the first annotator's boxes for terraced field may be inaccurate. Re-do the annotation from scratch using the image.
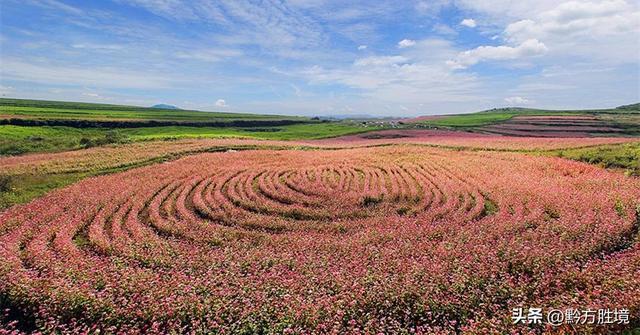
[408,106,640,137]
[479,115,640,137]
[1,146,638,333]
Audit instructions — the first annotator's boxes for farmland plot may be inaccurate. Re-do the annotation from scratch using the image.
[1,146,638,334]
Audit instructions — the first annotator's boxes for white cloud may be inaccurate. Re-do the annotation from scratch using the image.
[4,0,638,116]
[504,96,531,104]
[460,18,477,28]
[457,0,639,65]
[454,0,562,20]
[397,39,416,48]
[215,99,228,107]
[503,0,638,64]
[447,39,548,69]
[71,43,124,51]
[301,38,484,108]
[354,55,408,67]
[504,1,638,43]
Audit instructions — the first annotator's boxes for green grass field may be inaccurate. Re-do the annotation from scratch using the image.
[0,126,106,155]
[0,98,302,121]
[0,123,377,155]
[0,173,83,209]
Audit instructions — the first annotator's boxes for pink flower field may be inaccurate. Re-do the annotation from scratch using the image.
[1,145,638,334]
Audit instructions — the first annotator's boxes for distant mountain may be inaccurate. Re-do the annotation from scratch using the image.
[151,104,179,110]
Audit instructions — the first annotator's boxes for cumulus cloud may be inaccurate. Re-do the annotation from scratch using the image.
[460,18,477,28]
[504,96,531,105]
[397,39,416,48]
[215,99,228,107]
[357,45,367,50]
[444,0,639,76]
[447,39,548,69]
[504,0,637,43]
[477,0,639,64]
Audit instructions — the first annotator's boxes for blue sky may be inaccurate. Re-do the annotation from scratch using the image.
[0,0,638,116]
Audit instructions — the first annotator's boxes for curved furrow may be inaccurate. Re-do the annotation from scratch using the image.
[2,146,639,334]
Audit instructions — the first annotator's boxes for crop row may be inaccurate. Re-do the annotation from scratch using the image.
[2,134,636,176]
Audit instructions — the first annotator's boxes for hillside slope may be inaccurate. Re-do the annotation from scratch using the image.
[408,104,640,137]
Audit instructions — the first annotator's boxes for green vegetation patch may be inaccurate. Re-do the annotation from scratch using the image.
[553,142,640,176]
[0,126,105,155]
[0,173,84,209]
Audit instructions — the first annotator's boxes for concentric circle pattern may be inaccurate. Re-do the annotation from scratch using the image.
[1,146,639,334]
